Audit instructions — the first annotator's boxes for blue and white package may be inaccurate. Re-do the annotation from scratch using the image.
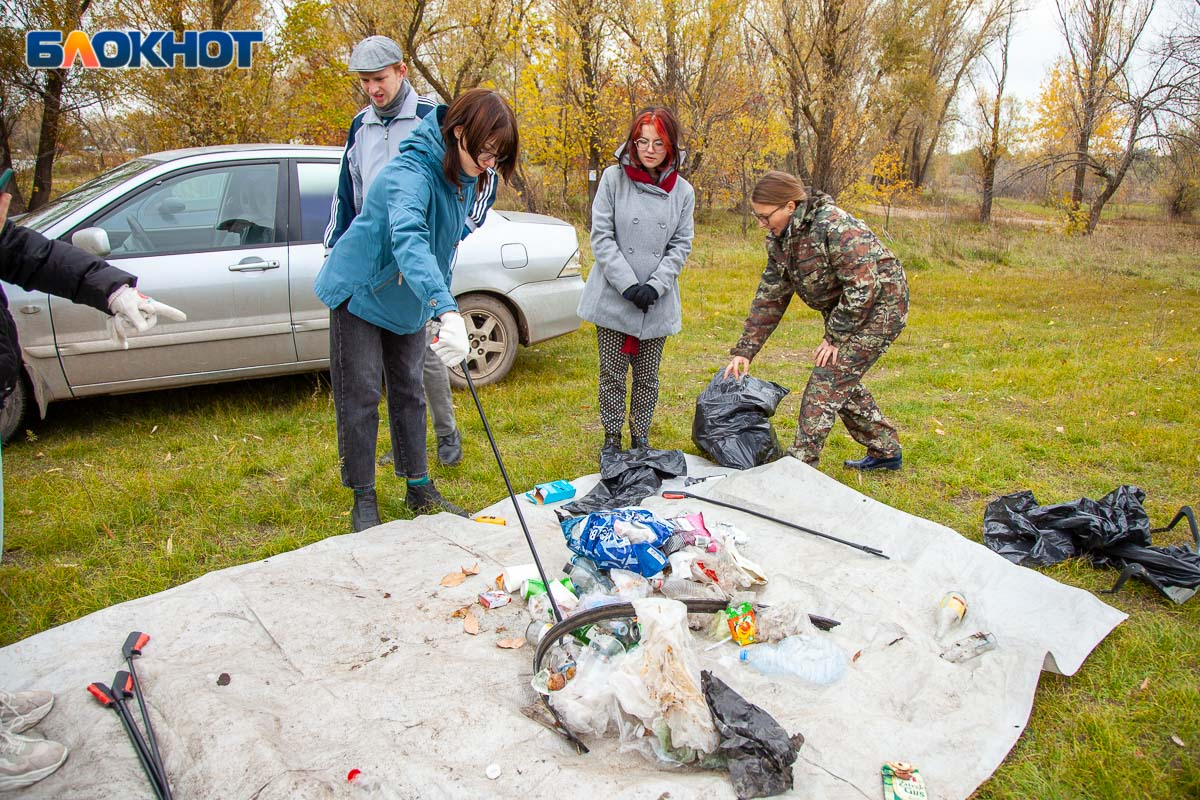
[559,508,672,577]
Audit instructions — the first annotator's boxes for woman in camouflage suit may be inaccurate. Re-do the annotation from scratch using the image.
[723,171,909,470]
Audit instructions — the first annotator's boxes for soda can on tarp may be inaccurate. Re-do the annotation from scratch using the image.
[881,761,927,800]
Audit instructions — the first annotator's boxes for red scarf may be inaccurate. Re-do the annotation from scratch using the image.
[623,163,678,192]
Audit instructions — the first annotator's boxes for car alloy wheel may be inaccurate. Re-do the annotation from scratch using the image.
[448,294,519,388]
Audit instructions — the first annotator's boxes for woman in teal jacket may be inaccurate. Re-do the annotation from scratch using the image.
[315,88,518,529]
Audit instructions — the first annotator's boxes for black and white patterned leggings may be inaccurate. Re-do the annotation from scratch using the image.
[596,326,666,440]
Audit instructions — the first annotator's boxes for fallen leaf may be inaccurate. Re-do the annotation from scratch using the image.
[440,571,467,587]
[45,467,63,473]
[450,604,472,619]
[1139,677,1150,691]
[18,509,32,517]
[102,524,114,540]
[250,434,263,441]
[150,425,159,435]
[164,452,172,462]
[1171,734,1185,747]
[463,608,480,635]
[212,434,219,443]
[935,428,946,436]
[852,650,862,662]
[1127,410,1137,417]
[216,672,231,686]
[165,536,173,555]
[1054,426,1065,433]
[462,562,480,576]
[382,592,391,599]
[496,638,526,649]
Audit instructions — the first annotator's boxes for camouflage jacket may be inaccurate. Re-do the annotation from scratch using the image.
[731,192,908,359]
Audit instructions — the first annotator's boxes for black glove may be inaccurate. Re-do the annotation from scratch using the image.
[623,283,658,312]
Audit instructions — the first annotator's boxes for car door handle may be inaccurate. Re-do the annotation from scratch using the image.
[228,258,280,272]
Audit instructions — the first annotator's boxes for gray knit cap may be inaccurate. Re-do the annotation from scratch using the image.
[347,36,404,72]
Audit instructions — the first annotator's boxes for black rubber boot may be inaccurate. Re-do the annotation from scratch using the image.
[351,489,382,532]
[630,435,649,450]
[405,480,468,517]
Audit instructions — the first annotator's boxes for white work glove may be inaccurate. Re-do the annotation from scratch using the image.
[107,285,187,349]
[430,311,469,368]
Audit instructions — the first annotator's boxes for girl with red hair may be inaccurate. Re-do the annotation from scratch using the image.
[577,107,695,459]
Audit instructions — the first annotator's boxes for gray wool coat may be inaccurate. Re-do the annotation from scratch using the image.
[577,161,695,339]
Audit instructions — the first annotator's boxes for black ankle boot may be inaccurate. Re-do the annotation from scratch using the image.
[630,434,649,450]
[600,434,621,462]
[405,480,468,517]
[351,489,382,532]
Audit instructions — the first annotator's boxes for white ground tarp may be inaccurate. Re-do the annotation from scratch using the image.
[0,456,1125,799]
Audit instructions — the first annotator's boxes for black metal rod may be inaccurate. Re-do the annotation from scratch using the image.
[461,365,564,623]
[89,682,166,800]
[661,490,890,559]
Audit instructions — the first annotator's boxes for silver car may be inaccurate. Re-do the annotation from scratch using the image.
[1,145,584,442]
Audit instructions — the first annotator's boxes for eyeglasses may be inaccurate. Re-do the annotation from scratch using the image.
[476,150,508,166]
[634,138,667,152]
[751,203,790,224]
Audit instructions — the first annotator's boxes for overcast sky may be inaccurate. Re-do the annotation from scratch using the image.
[1006,0,1066,104]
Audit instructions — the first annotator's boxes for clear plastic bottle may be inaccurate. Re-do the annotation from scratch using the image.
[346,769,403,799]
[563,556,613,593]
[738,635,847,684]
[935,591,967,638]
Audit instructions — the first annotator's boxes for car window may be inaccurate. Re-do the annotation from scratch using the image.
[16,158,158,233]
[91,163,279,256]
[296,161,338,243]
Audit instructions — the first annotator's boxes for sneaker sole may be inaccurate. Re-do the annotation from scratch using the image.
[0,746,68,790]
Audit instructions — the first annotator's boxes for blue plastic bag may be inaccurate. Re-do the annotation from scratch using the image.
[560,508,672,577]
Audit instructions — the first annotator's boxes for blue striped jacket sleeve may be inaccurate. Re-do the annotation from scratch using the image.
[323,114,364,249]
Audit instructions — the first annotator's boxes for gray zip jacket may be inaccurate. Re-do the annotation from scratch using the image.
[577,146,695,339]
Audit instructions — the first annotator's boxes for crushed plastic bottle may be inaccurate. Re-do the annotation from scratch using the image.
[738,635,847,684]
[347,769,403,799]
[934,591,967,638]
[563,555,614,593]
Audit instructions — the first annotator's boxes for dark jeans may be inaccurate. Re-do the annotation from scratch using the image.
[330,301,427,489]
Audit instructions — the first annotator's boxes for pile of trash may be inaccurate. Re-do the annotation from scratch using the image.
[505,505,848,797]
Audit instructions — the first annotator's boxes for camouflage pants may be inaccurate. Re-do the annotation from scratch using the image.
[787,332,901,465]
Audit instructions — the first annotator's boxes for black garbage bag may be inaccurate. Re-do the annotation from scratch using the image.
[562,447,687,515]
[702,670,800,800]
[984,486,1200,603]
[692,372,790,470]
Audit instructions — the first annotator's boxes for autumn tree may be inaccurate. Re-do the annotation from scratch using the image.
[1054,0,1154,213]
[967,2,1022,222]
[608,0,746,188]
[1,0,111,210]
[749,0,880,195]
[873,0,1011,188]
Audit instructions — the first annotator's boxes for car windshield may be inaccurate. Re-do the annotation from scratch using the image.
[15,158,160,233]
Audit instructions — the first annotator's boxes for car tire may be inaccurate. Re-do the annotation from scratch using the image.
[0,373,31,446]
[448,294,519,389]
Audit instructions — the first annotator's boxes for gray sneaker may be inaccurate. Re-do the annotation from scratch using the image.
[0,728,68,791]
[0,690,53,734]
[405,480,468,517]
[437,430,463,467]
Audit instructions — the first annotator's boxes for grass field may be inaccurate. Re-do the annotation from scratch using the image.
[2,209,1198,798]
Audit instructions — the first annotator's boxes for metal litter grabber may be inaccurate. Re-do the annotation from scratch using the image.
[87,681,167,800]
[456,364,564,623]
[661,489,890,559]
[122,631,167,781]
[114,671,174,800]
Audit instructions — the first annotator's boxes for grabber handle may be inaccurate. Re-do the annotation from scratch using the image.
[114,671,134,697]
[124,631,150,658]
[87,683,114,706]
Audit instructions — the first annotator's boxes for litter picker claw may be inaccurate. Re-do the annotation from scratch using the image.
[661,489,890,559]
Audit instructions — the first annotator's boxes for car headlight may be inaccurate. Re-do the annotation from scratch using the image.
[558,249,582,278]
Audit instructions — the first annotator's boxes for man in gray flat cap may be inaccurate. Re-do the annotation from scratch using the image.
[324,36,497,529]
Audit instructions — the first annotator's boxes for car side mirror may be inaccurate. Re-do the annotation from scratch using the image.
[71,227,112,257]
